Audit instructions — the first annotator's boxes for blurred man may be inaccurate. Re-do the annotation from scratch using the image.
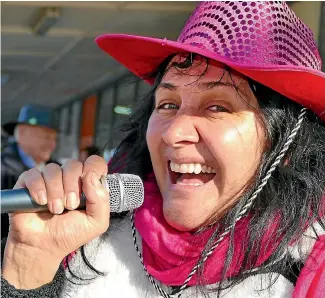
[1,105,60,237]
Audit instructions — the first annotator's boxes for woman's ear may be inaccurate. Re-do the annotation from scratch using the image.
[283,151,293,166]
[283,158,290,166]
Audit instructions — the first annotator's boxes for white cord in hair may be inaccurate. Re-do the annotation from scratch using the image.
[132,107,307,298]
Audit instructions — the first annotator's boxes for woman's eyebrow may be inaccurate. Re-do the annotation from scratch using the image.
[156,81,234,92]
[156,82,177,91]
[197,81,234,90]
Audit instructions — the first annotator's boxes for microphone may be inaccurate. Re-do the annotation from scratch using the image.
[1,173,144,214]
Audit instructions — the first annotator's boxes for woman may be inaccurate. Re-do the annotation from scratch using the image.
[2,2,325,297]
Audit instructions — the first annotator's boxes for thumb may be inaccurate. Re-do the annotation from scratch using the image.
[82,171,110,231]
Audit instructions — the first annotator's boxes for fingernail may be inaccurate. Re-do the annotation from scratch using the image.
[91,171,101,187]
[53,199,64,214]
[66,192,78,209]
[37,190,47,205]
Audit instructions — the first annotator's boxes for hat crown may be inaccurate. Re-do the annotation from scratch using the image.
[177,1,321,70]
[17,105,58,130]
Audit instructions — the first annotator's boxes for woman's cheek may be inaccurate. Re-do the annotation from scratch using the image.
[208,123,262,182]
[146,116,159,149]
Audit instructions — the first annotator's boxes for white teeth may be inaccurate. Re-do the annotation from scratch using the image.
[177,182,203,186]
[194,164,201,174]
[170,162,216,174]
[188,164,195,173]
[180,164,187,173]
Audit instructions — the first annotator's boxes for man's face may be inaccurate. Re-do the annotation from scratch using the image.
[18,124,57,163]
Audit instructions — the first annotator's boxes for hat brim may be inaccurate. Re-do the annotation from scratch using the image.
[2,122,17,136]
[2,122,59,136]
[96,34,325,121]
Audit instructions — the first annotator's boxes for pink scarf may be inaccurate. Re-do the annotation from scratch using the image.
[134,175,280,286]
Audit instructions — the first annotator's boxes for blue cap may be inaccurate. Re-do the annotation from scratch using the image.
[2,105,59,135]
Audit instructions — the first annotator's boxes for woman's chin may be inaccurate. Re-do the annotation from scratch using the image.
[162,207,201,232]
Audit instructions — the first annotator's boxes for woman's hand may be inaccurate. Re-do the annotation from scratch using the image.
[2,155,110,289]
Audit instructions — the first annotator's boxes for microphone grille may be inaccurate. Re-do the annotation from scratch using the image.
[102,174,144,213]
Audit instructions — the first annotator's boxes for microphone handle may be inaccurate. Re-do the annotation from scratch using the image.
[1,188,86,213]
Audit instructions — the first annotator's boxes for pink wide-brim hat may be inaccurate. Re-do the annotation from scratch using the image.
[96,1,325,121]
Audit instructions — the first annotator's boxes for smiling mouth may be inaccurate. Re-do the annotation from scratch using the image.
[168,161,216,186]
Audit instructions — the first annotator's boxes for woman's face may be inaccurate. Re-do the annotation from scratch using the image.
[146,57,266,231]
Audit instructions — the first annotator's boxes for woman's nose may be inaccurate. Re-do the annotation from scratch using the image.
[162,116,199,147]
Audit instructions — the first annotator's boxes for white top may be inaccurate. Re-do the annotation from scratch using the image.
[60,215,322,298]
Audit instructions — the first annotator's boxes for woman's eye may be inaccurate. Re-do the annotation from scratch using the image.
[208,105,230,113]
[156,103,179,110]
